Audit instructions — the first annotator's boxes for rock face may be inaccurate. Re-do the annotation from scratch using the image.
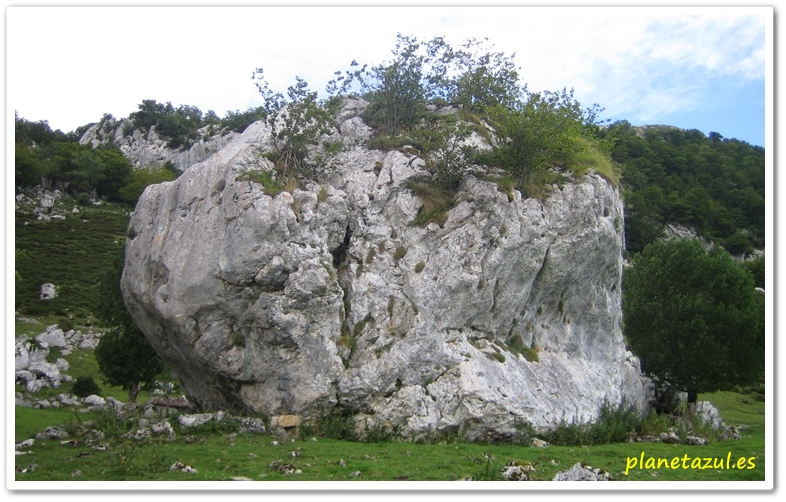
[122,97,648,441]
[80,116,241,172]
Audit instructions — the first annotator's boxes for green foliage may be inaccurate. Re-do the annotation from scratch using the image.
[94,246,165,402]
[237,168,286,196]
[602,121,765,254]
[117,162,179,204]
[413,117,478,191]
[542,402,644,446]
[14,113,134,200]
[414,261,425,273]
[317,185,329,203]
[71,376,101,398]
[443,37,521,113]
[480,87,588,187]
[393,246,407,262]
[741,255,765,289]
[486,352,506,363]
[406,179,456,227]
[252,71,340,177]
[128,100,208,150]
[623,238,764,405]
[15,202,130,316]
[220,106,266,134]
[305,407,359,442]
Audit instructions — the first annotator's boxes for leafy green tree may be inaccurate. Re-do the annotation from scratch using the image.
[95,247,165,403]
[601,121,765,252]
[623,238,764,419]
[444,37,521,113]
[483,87,586,187]
[327,34,452,135]
[253,71,339,177]
[94,148,134,201]
[414,117,477,191]
[117,163,179,204]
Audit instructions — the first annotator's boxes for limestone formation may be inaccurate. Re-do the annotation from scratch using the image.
[80,116,240,172]
[121,97,649,441]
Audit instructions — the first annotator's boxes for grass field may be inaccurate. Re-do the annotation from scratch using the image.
[13,324,766,485]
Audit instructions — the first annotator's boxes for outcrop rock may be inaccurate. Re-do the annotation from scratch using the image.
[80,116,241,172]
[122,98,648,441]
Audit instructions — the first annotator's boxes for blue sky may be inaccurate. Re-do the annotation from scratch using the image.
[6,3,770,147]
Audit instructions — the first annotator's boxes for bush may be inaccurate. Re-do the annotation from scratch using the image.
[407,179,455,227]
[72,376,101,398]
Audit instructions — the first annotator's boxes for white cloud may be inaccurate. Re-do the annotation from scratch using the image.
[7,5,766,134]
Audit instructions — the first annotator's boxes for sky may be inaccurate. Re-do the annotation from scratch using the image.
[6,2,770,148]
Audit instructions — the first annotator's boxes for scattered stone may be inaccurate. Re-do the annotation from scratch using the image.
[501,461,536,481]
[150,420,176,441]
[270,441,279,446]
[36,426,69,439]
[349,471,362,478]
[238,417,266,434]
[695,401,724,429]
[531,438,550,448]
[230,476,253,481]
[39,283,57,301]
[83,395,106,407]
[36,328,66,348]
[278,463,301,475]
[685,435,708,446]
[15,439,35,450]
[71,469,83,478]
[720,425,742,441]
[339,459,346,467]
[178,413,214,428]
[660,430,681,444]
[170,461,198,474]
[552,462,613,481]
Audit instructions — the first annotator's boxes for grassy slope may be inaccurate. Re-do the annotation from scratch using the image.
[15,198,130,319]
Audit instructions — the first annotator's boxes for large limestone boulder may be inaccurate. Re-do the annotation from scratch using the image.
[122,98,648,441]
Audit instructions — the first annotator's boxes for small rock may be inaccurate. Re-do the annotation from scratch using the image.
[685,435,708,446]
[170,461,198,473]
[552,462,612,481]
[349,470,362,478]
[531,438,550,448]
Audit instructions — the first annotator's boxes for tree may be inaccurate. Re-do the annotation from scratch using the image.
[117,162,179,204]
[253,71,339,177]
[94,247,165,402]
[443,37,521,113]
[483,87,587,187]
[622,238,764,419]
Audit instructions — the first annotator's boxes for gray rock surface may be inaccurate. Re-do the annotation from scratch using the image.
[80,116,241,172]
[552,462,613,481]
[122,97,649,441]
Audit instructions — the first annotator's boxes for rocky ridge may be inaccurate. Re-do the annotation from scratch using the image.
[121,96,650,441]
[79,116,241,171]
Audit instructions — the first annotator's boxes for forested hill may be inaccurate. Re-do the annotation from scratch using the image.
[599,122,765,257]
